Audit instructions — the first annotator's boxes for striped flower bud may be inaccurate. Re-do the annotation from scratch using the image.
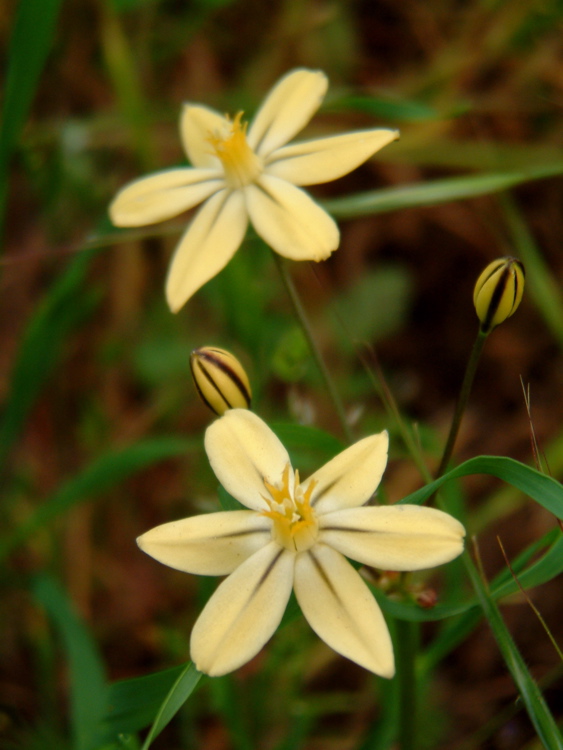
[190,347,252,415]
[473,257,525,333]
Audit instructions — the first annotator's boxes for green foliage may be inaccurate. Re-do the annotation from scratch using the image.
[5,1,563,748]
[324,162,563,219]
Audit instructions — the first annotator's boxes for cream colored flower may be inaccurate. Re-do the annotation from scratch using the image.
[137,410,465,677]
[109,69,399,312]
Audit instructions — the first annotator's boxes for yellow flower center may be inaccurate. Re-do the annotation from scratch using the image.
[208,112,263,189]
[261,464,319,553]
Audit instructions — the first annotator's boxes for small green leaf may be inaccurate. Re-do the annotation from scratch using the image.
[140,663,203,749]
[100,665,186,741]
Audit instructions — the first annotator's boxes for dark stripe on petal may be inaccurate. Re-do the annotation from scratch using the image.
[198,349,252,408]
[310,477,339,508]
[320,525,372,535]
[214,525,271,540]
[307,547,340,602]
[256,547,285,591]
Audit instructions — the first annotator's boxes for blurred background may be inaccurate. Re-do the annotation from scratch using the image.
[1,0,563,747]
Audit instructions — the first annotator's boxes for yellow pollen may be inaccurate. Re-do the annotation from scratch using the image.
[261,464,319,552]
[207,111,263,188]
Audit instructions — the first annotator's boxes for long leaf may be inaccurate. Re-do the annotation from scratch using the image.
[140,662,203,749]
[0,436,194,561]
[464,554,563,749]
[100,665,186,741]
[324,163,563,219]
[33,573,108,750]
[399,455,563,519]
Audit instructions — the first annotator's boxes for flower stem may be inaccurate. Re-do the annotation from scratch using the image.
[436,330,489,478]
[272,253,354,444]
[395,615,419,750]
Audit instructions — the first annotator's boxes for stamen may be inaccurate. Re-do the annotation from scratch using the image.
[261,464,319,552]
[207,112,263,188]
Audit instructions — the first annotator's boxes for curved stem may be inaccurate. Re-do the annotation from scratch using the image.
[273,254,353,444]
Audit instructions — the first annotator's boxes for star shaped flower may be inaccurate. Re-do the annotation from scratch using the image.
[109,69,399,312]
[137,410,465,677]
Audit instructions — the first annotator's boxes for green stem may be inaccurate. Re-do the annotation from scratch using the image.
[360,345,432,483]
[395,616,419,750]
[273,253,354,444]
[436,330,488,478]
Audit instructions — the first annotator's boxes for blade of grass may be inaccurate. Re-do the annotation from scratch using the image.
[398,455,563,519]
[140,662,203,750]
[324,163,563,219]
[501,193,563,348]
[464,552,563,750]
[0,0,64,244]
[33,573,108,750]
[99,665,186,741]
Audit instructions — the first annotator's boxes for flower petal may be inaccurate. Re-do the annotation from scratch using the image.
[319,504,465,570]
[137,510,271,576]
[165,189,248,312]
[307,432,389,515]
[180,104,228,169]
[246,175,338,261]
[204,409,290,512]
[190,542,294,676]
[247,69,328,158]
[266,128,400,186]
[109,168,223,227]
[294,544,394,677]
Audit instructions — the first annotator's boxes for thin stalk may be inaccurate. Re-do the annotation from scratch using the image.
[273,253,353,444]
[436,330,488,478]
[395,616,419,750]
[360,345,432,483]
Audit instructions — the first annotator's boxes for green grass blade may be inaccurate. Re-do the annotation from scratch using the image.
[0,0,64,243]
[501,193,563,348]
[0,436,193,561]
[0,248,97,470]
[140,662,203,750]
[33,573,108,750]
[464,555,563,750]
[399,455,563,519]
[324,163,563,219]
[99,665,186,741]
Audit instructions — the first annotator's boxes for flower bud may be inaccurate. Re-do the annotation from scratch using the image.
[473,257,525,333]
[190,347,252,415]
